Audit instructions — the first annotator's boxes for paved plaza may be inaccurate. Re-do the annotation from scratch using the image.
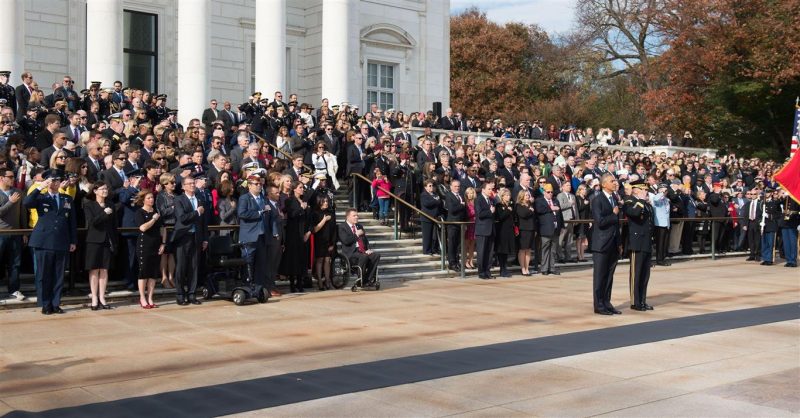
[1,257,798,417]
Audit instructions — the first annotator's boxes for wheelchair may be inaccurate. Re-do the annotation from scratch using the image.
[200,234,269,305]
[330,246,380,292]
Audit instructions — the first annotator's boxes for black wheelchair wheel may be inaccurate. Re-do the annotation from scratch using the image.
[232,289,247,306]
[330,254,350,289]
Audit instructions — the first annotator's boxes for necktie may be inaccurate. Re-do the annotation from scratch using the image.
[352,224,366,253]
[53,194,60,210]
[119,170,126,181]
[750,200,756,220]
[608,195,614,208]
[93,159,100,171]
[73,127,79,140]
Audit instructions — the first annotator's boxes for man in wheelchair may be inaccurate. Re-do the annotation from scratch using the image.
[338,208,381,285]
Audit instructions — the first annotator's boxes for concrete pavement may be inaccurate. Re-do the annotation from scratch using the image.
[1,257,798,416]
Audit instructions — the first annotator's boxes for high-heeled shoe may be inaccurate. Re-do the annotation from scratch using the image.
[90,304,99,311]
[101,303,112,310]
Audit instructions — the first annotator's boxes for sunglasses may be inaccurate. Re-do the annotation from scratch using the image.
[56,156,66,159]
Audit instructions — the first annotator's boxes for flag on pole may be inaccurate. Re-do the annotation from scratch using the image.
[774,98,800,204]
[791,97,799,158]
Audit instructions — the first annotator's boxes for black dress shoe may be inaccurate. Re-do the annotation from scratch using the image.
[541,272,550,276]
[785,263,797,267]
[101,304,112,310]
[609,308,622,314]
[90,305,100,311]
[53,306,65,314]
[630,305,646,311]
[549,271,561,275]
[594,309,613,315]
[760,261,773,266]
[41,306,53,315]
[644,304,654,310]
[189,299,202,305]
[746,256,755,261]
[500,273,512,278]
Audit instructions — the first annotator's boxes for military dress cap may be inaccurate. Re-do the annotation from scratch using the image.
[155,94,167,100]
[179,163,197,172]
[241,162,259,171]
[300,172,313,179]
[0,71,10,77]
[80,89,90,95]
[259,98,270,104]
[252,91,262,97]
[331,104,340,110]
[191,171,207,180]
[43,169,66,180]
[109,112,123,120]
[90,81,102,87]
[313,171,327,180]
[168,109,178,115]
[629,179,648,189]
[352,105,359,109]
[125,168,144,178]
[246,173,263,182]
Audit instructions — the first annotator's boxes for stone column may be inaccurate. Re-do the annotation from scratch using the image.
[255,0,286,94]
[321,0,354,106]
[177,0,210,126]
[0,0,25,80]
[85,0,123,87]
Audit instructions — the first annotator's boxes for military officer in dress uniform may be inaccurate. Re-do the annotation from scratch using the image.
[624,179,654,311]
[23,169,77,315]
[147,94,169,124]
[778,190,799,268]
[0,71,16,117]
[760,188,782,265]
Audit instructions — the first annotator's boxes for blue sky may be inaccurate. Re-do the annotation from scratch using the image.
[450,0,577,35]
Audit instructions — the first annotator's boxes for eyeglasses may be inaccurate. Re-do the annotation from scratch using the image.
[80,116,87,119]
[81,165,88,169]
[116,157,127,160]
[56,156,66,159]
[155,157,165,161]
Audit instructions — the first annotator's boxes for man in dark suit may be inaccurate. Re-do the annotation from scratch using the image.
[171,175,209,305]
[201,99,229,130]
[624,180,655,311]
[238,175,269,293]
[338,208,381,284]
[347,134,367,208]
[474,182,496,279]
[41,132,73,169]
[119,169,143,290]
[62,112,83,143]
[497,156,518,188]
[15,72,33,121]
[591,173,623,315]
[742,190,762,260]
[535,184,562,275]
[445,180,466,271]
[264,184,284,296]
[100,149,129,203]
[35,114,61,152]
[437,108,457,131]
[23,169,77,315]
[284,153,306,181]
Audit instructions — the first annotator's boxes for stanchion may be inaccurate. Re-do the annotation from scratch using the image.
[440,223,446,271]
[711,221,717,260]
[393,203,399,240]
[460,224,466,279]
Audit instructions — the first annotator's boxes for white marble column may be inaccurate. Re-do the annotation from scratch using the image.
[86,0,123,87]
[321,0,354,106]
[0,0,25,80]
[177,0,210,126]
[255,0,286,94]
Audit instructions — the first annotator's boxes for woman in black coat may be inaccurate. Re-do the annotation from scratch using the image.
[420,180,443,256]
[83,181,118,310]
[494,188,516,278]
[574,184,591,262]
[278,181,310,293]
[514,190,535,276]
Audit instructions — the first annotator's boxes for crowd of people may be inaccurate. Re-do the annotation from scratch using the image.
[0,69,798,316]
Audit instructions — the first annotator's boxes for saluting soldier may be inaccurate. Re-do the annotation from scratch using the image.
[147,94,169,124]
[624,179,655,311]
[0,71,17,117]
[23,169,77,315]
